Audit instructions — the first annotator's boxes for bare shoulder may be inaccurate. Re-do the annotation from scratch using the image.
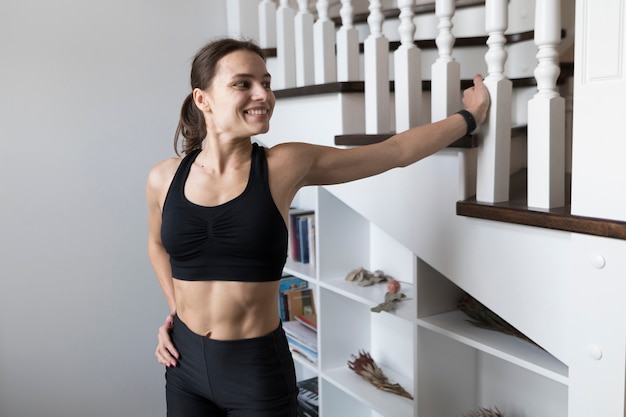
[262,142,323,205]
[264,141,321,171]
[148,157,182,183]
[146,156,183,205]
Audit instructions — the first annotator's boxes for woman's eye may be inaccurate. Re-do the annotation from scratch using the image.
[234,81,250,88]
[262,81,271,89]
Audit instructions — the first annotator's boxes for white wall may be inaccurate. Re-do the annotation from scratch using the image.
[0,1,227,416]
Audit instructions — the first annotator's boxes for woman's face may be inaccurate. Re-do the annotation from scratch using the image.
[197,49,275,141]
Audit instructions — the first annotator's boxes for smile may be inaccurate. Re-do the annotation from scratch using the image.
[245,108,268,115]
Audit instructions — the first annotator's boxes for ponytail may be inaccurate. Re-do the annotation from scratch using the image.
[173,93,206,156]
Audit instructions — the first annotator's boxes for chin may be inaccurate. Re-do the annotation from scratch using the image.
[255,124,271,135]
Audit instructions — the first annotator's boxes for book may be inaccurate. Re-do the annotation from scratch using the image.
[278,275,308,322]
[285,288,316,321]
[306,214,316,267]
[285,333,317,363]
[283,320,317,352]
[288,208,314,262]
[295,314,317,332]
[297,215,309,263]
[279,274,308,293]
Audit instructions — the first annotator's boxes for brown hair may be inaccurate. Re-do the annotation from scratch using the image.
[174,38,266,155]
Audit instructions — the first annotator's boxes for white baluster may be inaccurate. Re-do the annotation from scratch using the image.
[337,0,360,81]
[259,0,277,49]
[527,0,565,208]
[365,0,391,134]
[276,0,296,89]
[394,0,421,132]
[562,74,574,176]
[314,0,337,84]
[431,0,460,123]
[476,0,512,203]
[226,0,260,42]
[295,0,315,86]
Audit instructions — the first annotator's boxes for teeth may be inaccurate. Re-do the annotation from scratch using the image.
[246,109,267,115]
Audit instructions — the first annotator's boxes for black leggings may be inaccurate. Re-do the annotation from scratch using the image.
[165,315,299,417]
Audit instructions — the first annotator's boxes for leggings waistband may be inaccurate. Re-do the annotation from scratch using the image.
[172,314,284,348]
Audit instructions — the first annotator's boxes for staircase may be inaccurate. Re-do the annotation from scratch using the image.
[230,1,626,416]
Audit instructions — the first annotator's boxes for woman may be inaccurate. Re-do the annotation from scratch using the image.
[147,38,489,417]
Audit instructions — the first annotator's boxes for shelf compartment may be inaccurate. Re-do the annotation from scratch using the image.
[322,365,414,417]
[418,310,568,384]
[320,276,415,323]
[319,288,372,371]
[316,187,371,280]
[417,326,568,417]
[283,258,317,282]
[320,378,379,417]
[293,355,318,383]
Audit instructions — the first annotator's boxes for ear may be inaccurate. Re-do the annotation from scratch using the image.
[193,88,211,112]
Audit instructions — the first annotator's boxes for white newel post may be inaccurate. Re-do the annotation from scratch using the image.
[337,0,360,81]
[527,0,565,209]
[276,0,296,89]
[570,0,626,221]
[259,0,277,49]
[314,0,337,84]
[365,0,391,134]
[476,0,512,203]
[394,0,421,132]
[295,0,315,86]
[227,0,260,42]
[431,0,460,123]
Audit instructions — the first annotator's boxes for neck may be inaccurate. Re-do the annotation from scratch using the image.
[196,140,253,174]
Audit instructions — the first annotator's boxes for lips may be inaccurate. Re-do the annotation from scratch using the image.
[244,108,269,115]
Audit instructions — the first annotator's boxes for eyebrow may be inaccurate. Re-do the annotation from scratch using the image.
[231,73,272,79]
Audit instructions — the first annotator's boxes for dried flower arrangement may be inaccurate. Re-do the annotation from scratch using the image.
[345,267,410,313]
[347,350,413,400]
[457,293,541,348]
[370,291,409,313]
[463,406,505,417]
[345,267,393,287]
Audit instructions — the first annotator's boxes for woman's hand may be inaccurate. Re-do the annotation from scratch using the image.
[155,313,179,367]
[463,74,490,125]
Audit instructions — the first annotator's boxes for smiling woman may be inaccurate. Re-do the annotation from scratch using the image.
[145,37,489,417]
[172,39,274,156]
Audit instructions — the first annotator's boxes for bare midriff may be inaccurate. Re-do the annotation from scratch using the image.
[173,279,281,340]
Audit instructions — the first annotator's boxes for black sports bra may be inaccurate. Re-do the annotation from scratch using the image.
[160,143,288,282]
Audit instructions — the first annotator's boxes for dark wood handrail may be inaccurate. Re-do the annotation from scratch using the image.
[274,64,574,99]
[335,133,477,149]
[264,29,566,59]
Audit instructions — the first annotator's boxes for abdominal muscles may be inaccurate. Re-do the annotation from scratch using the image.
[173,279,281,340]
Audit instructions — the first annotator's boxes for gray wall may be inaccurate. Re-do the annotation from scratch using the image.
[0,1,227,416]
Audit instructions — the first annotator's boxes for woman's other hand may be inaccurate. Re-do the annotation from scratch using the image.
[155,314,179,367]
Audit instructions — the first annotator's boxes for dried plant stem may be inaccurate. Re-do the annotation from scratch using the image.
[348,350,414,400]
[463,406,505,417]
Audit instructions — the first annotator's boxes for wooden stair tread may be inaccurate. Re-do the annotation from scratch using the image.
[457,170,626,240]
[335,133,477,148]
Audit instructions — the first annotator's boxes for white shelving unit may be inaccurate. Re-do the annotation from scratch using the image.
[285,186,569,417]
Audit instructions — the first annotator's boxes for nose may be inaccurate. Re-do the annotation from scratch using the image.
[251,82,270,102]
